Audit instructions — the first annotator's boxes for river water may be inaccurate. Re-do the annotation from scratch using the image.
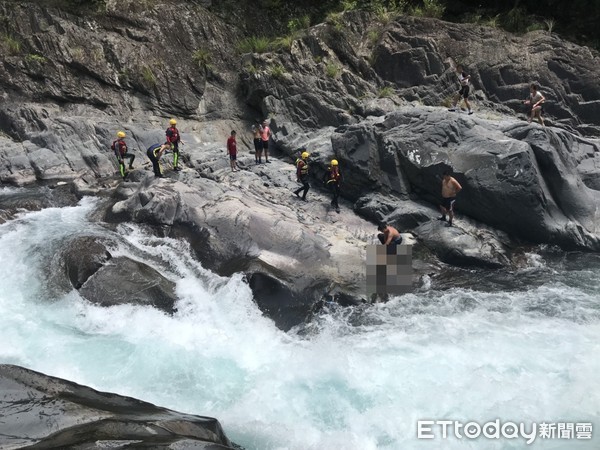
[0,193,598,449]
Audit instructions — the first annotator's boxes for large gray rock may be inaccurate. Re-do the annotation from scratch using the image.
[0,364,235,449]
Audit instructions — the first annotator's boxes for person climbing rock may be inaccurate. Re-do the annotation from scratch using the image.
[146,143,171,178]
[293,151,310,201]
[260,119,272,163]
[448,65,473,115]
[226,130,238,172]
[324,158,342,212]
[524,83,545,126]
[438,170,463,227]
[166,118,184,171]
[111,131,135,179]
[377,223,403,245]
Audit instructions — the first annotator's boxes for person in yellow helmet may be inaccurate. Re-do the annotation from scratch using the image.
[323,158,343,213]
[293,151,310,201]
[111,131,135,179]
[166,119,184,171]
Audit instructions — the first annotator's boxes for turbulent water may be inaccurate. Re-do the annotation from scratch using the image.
[1,191,599,450]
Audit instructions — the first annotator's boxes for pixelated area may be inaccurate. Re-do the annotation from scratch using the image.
[366,244,413,296]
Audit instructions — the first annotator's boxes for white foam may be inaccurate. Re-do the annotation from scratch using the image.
[0,202,599,449]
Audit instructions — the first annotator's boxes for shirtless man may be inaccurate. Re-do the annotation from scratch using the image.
[438,170,463,227]
[377,223,403,245]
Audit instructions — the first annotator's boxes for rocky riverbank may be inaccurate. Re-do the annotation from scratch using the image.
[1,1,600,446]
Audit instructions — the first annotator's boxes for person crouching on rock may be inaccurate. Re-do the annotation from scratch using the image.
[523,83,545,126]
[438,169,463,227]
[226,130,238,172]
[112,131,134,179]
[146,143,171,178]
[166,118,184,171]
[324,158,342,213]
[377,223,402,245]
[293,151,310,201]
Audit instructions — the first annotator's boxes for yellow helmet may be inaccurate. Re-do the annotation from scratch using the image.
[169,119,177,125]
[331,159,338,166]
[117,131,126,138]
[301,151,310,159]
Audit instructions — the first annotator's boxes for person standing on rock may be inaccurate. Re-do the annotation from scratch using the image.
[111,131,135,180]
[524,83,545,126]
[260,119,272,163]
[438,170,463,227]
[166,119,184,171]
[377,223,402,245]
[293,151,310,201]
[251,122,263,164]
[146,143,171,178]
[448,65,473,115]
[226,130,238,172]
[324,159,342,213]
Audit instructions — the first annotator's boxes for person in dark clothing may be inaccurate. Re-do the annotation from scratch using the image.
[111,131,135,179]
[293,151,310,201]
[166,118,184,171]
[252,123,263,164]
[324,159,342,213]
[146,143,171,178]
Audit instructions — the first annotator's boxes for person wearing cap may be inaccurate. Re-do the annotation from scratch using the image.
[324,158,343,213]
[293,151,310,201]
[166,118,184,171]
[111,131,135,179]
[146,142,171,178]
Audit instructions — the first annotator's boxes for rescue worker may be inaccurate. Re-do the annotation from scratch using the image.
[166,118,184,171]
[324,159,342,213]
[146,142,171,178]
[111,131,134,179]
[293,151,310,201]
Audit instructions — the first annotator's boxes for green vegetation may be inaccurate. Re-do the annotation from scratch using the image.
[237,36,272,54]
[411,0,445,19]
[1,35,21,55]
[288,15,311,33]
[25,54,47,64]
[140,65,156,86]
[368,29,382,45]
[270,64,286,79]
[325,63,341,78]
[377,86,394,98]
[192,48,211,67]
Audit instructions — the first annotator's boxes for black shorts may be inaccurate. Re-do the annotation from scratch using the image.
[262,140,269,150]
[254,138,262,152]
[458,85,470,99]
[442,197,456,211]
[229,154,237,161]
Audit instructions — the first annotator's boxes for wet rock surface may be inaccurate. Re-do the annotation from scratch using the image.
[0,364,236,449]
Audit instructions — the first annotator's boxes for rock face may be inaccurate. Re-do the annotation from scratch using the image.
[1,4,600,319]
[0,364,235,449]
